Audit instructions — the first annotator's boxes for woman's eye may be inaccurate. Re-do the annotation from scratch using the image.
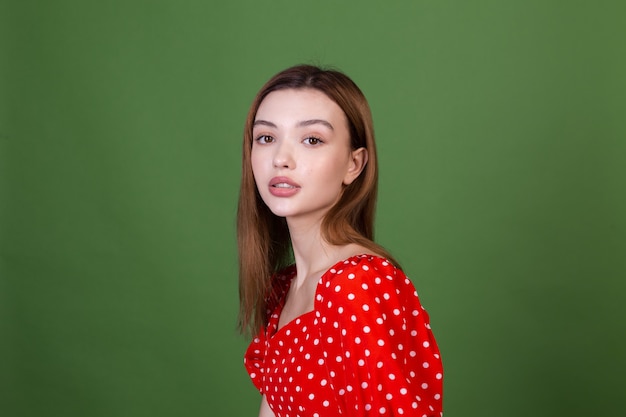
[304,136,322,145]
[256,135,274,144]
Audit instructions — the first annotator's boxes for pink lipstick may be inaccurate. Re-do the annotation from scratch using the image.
[269,176,301,197]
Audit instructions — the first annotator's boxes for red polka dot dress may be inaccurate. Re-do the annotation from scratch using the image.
[244,255,443,417]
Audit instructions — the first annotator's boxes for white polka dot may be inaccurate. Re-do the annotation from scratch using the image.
[400,388,408,395]
[361,381,368,389]
[434,393,441,400]
[377,339,385,346]
[362,283,368,290]
[379,407,386,414]
[348,273,355,279]
[348,293,355,300]
[388,373,396,380]
[363,326,371,333]
[423,341,430,348]
[362,304,370,311]
[436,373,442,380]
[323,400,330,407]
[335,285,341,292]
[308,393,315,400]
[421,383,428,389]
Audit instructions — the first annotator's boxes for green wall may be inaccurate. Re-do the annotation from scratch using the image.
[1,1,624,416]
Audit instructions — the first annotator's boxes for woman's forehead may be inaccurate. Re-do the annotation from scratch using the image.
[255,88,347,128]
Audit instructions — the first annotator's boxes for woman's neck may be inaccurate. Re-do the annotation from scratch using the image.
[287,216,366,290]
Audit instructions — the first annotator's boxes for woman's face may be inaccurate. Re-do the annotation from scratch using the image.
[251,88,367,224]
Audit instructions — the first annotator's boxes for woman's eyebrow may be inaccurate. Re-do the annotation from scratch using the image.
[252,119,334,130]
[297,119,334,130]
[253,120,277,128]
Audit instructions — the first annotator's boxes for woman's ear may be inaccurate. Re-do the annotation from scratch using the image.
[343,147,368,185]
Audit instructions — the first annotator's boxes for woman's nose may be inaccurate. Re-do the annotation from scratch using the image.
[273,141,295,169]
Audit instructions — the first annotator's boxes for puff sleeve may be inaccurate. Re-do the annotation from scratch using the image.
[244,328,268,393]
[314,256,443,416]
[244,267,295,395]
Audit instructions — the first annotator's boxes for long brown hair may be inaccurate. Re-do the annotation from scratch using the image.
[237,64,398,335]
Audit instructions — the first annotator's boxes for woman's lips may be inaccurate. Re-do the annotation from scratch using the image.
[269,176,300,197]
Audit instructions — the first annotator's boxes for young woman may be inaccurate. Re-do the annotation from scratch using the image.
[238,65,443,417]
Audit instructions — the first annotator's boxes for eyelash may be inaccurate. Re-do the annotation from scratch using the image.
[255,135,274,144]
[303,136,323,145]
